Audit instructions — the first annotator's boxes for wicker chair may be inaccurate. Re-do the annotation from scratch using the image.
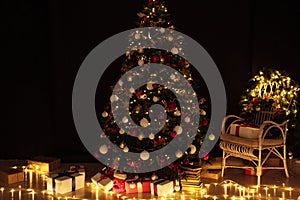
[219,109,289,186]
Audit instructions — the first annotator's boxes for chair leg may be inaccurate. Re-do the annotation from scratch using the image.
[257,149,262,187]
[221,150,226,177]
[283,145,290,178]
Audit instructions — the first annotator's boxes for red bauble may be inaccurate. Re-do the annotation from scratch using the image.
[170,131,177,138]
[203,153,209,161]
[202,119,208,126]
[151,55,160,63]
[143,16,148,23]
[136,90,142,97]
[168,102,177,111]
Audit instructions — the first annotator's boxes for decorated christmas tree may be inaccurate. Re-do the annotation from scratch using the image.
[97,0,210,179]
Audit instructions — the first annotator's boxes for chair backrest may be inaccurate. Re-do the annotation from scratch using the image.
[253,108,276,127]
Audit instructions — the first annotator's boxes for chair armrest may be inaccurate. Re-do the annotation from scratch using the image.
[221,115,245,135]
[258,120,288,144]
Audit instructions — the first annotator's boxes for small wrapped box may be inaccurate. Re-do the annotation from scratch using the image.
[0,169,24,184]
[245,167,267,176]
[98,178,114,191]
[114,171,127,180]
[69,165,85,180]
[151,179,174,196]
[27,156,60,172]
[230,124,259,139]
[54,176,72,194]
[125,178,152,194]
[47,172,85,194]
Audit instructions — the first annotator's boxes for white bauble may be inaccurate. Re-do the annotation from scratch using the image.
[171,47,179,54]
[189,144,197,154]
[99,145,108,154]
[140,150,150,160]
[173,126,182,135]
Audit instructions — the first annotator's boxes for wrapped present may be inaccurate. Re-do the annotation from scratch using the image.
[47,172,85,194]
[113,178,126,193]
[98,178,114,191]
[0,169,24,184]
[125,178,152,194]
[69,165,85,180]
[230,124,259,139]
[151,179,174,196]
[91,167,115,191]
[27,156,60,172]
[114,171,127,180]
[245,167,267,176]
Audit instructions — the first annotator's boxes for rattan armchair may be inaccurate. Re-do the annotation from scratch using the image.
[219,109,289,186]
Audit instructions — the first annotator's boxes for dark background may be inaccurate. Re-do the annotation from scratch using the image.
[5,0,300,162]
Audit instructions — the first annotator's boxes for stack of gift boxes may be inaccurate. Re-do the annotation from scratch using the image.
[180,164,202,191]
[90,167,177,197]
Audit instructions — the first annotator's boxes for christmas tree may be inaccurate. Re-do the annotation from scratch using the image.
[97,0,210,177]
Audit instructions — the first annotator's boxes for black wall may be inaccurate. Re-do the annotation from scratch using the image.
[5,0,300,161]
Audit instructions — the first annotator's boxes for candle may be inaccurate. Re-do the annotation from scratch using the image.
[95,188,99,200]
[31,190,35,200]
[264,186,269,197]
[273,185,277,197]
[29,170,33,188]
[19,185,22,200]
[223,184,228,196]
[234,184,238,195]
[282,191,285,199]
[10,189,15,198]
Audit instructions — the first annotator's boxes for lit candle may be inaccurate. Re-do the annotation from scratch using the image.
[29,170,33,188]
[10,189,15,198]
[19,185,22,200]
[95,188,99,200]
[264,187,269,197]
[273,185,277,197]
[282,191,285,199]
[223,184,228,196]
[31,190,35,200]
[234,184,238,195]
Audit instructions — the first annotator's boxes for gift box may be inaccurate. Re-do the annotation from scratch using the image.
[125,178,152,194]
[114,171,127,180]
[245,167,267,176]
[54,176,72,194]
[98,178,114,191]
[113,178,126,193]
[69,165,85,180]
[151,179,174,196]
[27,156,60,172]
[230,124,260,139]
[47,172,85,194]
[0,169,24,184]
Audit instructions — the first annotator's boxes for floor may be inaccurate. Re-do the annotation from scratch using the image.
[1,159,300,199]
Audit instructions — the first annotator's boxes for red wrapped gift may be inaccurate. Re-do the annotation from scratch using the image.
[245,167,267,176]
[113,178,126,193]
[125,178,152,193]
